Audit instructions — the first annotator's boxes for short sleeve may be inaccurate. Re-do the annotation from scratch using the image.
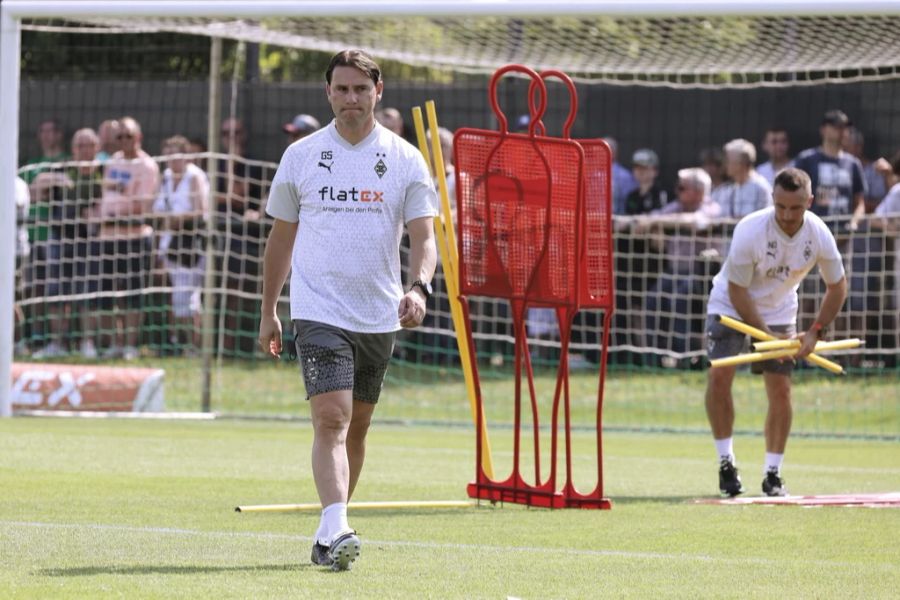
[265,154,301,223]
[403,150,438,224]
[728,262,754,287]
[728,220,755,265]
[725,220,756,286]
[815,221,845,285]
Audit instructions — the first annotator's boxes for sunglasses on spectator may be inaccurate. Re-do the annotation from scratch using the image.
[117,133,134,140]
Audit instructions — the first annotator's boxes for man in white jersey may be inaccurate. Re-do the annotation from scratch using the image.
[705,168,847,498]
[258,50,437,571]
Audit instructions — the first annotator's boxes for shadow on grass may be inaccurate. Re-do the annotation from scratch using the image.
[37,563,315,577]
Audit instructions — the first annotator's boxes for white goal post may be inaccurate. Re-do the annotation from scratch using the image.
[2,0,900,417]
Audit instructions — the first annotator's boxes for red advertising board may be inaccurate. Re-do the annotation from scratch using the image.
[11,363,165,412]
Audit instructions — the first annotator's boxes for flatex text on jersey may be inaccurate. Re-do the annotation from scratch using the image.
[318,186,384,202]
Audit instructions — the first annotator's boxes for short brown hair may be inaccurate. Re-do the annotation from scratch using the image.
[326,49,381,85]
[162,135,190,153]
[773,167,812,195]
[119,116,141,135]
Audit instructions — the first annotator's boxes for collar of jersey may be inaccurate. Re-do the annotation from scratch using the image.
[768,208,807,243]
[328,120,381,151]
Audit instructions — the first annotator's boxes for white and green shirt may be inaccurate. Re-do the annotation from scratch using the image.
[266,121,437,333]
[707,207,844,325]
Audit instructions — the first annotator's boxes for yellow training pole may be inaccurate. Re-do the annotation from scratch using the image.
[425,101,460,268]
[751,338,863,352]
[715,315,843,374]
[710,349,798,368]
[236,500,474,513]
[412,105,494,479]
[423,102,493,476]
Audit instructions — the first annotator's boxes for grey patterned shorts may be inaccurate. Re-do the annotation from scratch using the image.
[706,315,796,375]
[292,320,396,403]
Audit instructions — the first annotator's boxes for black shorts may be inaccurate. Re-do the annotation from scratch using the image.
[293,320,396,404]
[706,315,796,375]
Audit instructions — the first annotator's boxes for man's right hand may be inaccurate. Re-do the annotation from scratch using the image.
[258,314,283,358]
[794,329,819,360]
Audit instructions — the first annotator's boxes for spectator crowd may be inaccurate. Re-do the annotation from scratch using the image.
[13,108,900,367]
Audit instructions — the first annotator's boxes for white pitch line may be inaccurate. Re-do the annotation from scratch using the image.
[1,520,895,571]
[14,410,217,420]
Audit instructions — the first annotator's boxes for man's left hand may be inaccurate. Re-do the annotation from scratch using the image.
[398,291,426,329]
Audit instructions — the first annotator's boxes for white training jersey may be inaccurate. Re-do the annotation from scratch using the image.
[707,207,843,325]
[265,120,437,333]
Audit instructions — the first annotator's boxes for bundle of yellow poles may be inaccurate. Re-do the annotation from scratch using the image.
[411,101,494,479]
[709,315,861,373]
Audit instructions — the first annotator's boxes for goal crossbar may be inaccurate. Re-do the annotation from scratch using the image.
[5,1,900,19]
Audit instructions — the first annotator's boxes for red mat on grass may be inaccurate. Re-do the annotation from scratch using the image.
[695,492,900,507]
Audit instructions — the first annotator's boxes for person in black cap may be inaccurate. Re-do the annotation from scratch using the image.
[613,148,667,365]
[624,148,667,215]
[794,109,867,228]
[283,113,321,145]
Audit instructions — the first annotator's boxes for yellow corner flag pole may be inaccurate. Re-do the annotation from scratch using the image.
[715,315,844,374]
[412,103,494,479]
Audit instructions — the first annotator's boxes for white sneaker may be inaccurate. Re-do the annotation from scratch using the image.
[33,342,66,359]
[122,346,140,361]
[80,340,98,359]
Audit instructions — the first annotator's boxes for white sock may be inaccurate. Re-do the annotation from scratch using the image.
[764,452,784,474]
[714,437,735,463]
[322,502,351,544]
[315,512,329,546]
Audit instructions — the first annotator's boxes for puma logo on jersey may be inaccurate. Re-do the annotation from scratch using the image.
[318,161,333,173]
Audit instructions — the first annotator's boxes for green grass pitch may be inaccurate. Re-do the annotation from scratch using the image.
[1,417,898,599]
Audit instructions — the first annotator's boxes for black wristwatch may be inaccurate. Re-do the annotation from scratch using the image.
[410,279,433,301]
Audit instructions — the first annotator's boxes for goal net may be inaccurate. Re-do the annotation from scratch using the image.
[3,1,899,437]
